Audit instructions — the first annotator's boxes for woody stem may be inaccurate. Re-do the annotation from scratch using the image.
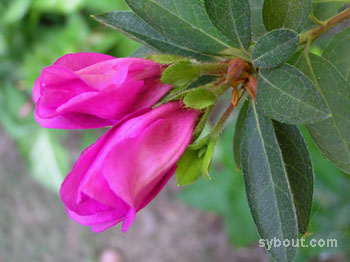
[299,8,350,45]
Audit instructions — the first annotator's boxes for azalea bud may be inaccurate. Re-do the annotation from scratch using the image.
[33,53,171,129]
[60,102,198,232]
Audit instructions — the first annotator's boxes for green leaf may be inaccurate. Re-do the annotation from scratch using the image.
[312,0,349,20]
[262,0,312,32]
[193,106,213,139]
[2,0,31,24]
[129,45,155,58]
[233,99,250,169]
[161,61,200,87]
[323,28,350,81]
[241,102,298,262]
[93,11,214,61]
[273,121,314,234]
[257,63,330,124]
[183,88,217,109]
[249,0,267,38]
[296,53,350,174]
[29,130,69,192]
[252,29,299,69]
[204,0,251,51]
[176,148,203,186]
[125,0,236,55]
[147,54,187,64]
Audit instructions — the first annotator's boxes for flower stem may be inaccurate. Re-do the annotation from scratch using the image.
[211,103,235,141]
[299,8,350,45]
[199,63,228,75]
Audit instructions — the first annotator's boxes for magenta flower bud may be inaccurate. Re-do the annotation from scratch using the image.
[59,102,198,232]
[33,53,172,129]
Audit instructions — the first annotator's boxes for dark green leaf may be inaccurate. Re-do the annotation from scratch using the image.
[249,0,267,38]
[296,53,350,174]
[273,121,314,234]
[257,63,330,124]
[93,11,214,61]
[125,0,236,55]
[252,29,299,69]
[161,61,200,87]
[262,0,312,32]
[312,0,348,20]
[183,88,217,109]
[323,28,350,81]
[176,148,203,186]
[233,99,250,169]
[241,102,298,262]
[204,0,251,51]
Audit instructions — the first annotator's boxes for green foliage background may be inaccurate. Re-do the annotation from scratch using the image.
[0,0,349,261]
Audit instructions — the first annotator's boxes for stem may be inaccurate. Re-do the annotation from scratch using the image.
[210,82,231,97]
[211,103,235,141]
[299,8,350,45]
[199,63,228,75]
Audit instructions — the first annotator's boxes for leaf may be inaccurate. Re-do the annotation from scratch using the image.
[93,11,214,61]
[161,61,200,87]
[204,0,251,51]
[29,130,69,192]
[176,148,203,186]
[257,63,330,124]
[240,102,298,262]
[312,0,349,20]
[147,54,187,64]
[296,53,350,174]
[183,88,217,109]
[252,29,299,69]
[273,121,314,234]
[193,106,213,139]
[323,28,350,81]
[262,0,312,32]
[233,99,250,169]
[249,0,267,38]
[125,0,236,55]
[129,45,155,58]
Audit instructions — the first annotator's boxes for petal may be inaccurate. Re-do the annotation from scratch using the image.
[102,102,198,208]
[53,52,115,71]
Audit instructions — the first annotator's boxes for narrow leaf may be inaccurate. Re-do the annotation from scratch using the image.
[262,0,312,32]
[125,0,236,55]
[233,99,250,169]
[93,11,214,61]
[296,53,350,174]
[204,0,251,51]
[257,63,330,124]
[273,121,314,234]
[323,28,350,81]
[252,29,299,69]
[241,102,298,262]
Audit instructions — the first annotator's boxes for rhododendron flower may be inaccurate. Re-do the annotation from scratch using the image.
[60,102,198,232]
[33,53,171,129]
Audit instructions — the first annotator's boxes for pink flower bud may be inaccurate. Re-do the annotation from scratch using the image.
[60,102,198,232]
[33,53,171,129]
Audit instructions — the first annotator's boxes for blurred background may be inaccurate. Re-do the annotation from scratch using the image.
[0,0,349,261]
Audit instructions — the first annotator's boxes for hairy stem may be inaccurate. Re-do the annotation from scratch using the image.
[299,8,350,45]
[211,103,235,141]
